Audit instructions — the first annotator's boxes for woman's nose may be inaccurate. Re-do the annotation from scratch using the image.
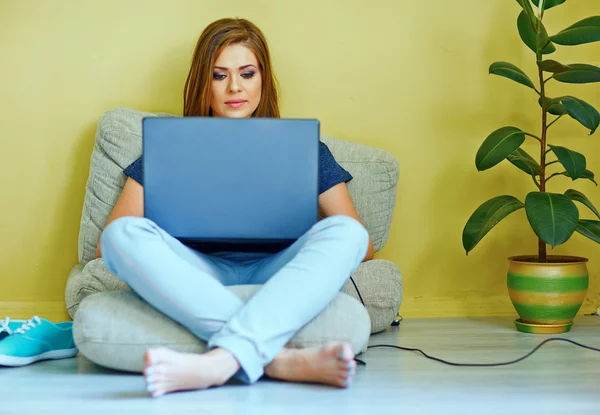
[228,76,242,93]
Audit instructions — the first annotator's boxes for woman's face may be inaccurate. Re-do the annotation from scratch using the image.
[210,44,262,118]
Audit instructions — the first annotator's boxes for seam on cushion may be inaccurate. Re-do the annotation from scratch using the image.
[97,127,142,170]
[335,159,398,188]
[86,125,130,262]
[79,137,105,264]
[102,126,142,140]
[340,161,396,190]
[333,159,397,184]
[77,286,99,303]
[78,171,96,265]
[86,127,110,263]
[83,173,98,264]
[378,160,398,248]
[80,114,144,261]
[94,136,112,161]
[362,300,394,305]
[343,296,394,306]
[336,159,398,250]
[383,162,396,191]
[80,217,89,265]
[81,216,92,264]
[93,193,117,209]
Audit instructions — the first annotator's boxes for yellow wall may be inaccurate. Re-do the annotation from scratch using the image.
[1,0,599,321]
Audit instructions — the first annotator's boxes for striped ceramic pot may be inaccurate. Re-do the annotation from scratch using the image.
[507,255,589,327]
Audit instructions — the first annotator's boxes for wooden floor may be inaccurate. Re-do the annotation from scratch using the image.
[3,316,600,414]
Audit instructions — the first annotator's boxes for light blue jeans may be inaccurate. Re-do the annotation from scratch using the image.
[100,215,369,384]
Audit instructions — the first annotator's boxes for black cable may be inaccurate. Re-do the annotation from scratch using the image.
[349,276,365,307]
[365,337,600,367]
[350,283,600,368]
[350,278,366,366]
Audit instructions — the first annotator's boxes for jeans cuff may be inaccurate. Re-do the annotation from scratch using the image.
[208,332,264,384]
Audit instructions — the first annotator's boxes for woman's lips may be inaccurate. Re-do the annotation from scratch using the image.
[225,100,247,108]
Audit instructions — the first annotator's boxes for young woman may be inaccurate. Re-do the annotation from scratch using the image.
[97,17,374,398]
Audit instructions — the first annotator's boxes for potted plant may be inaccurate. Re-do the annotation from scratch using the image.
[462,0,600,334]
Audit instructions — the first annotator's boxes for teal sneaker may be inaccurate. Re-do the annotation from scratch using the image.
[0,317,26,341]
[0,316,78,366]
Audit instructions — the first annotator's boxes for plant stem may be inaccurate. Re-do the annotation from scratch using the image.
[541,39,551,51]
[532,175,541,190]
[536,15,548,263]
[545,160,559,167]
[546,172,564,182]
[547,114,564,129]
[524,132,542,142]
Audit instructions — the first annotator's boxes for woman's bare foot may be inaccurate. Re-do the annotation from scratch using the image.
[264,343,356,388]
[143,347,240,398]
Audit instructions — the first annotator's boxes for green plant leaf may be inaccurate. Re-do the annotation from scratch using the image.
[565,189,600,220]
[507,148,541,176]
[489,62,536,89]
[560,96,600,134]
[575,220,600,244]
[550,16,600,45]
[548,144,587,180]
[518,11,556,54]
[538,60,571,73]
[525,192,579,247]
[476,127,526,171]
[560,170,598,185]
[530,0,566,12]
[462,195,525,254]
[539,97,567,115]
[582,170,598,186]
[554,64,600,84]
[516,0,536,23]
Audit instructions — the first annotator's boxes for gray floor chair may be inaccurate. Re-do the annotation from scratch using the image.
[65,107,403,373]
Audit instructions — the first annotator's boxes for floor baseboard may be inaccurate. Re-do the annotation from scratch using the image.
[401,294,598,318]
[1,296,595,322]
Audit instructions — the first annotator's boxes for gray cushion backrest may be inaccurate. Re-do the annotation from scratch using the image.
[77,107,399,264]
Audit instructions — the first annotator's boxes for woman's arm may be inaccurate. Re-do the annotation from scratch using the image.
[318,182,375,262]
[95,177,144,258]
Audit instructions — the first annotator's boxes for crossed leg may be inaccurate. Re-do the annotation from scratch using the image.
[101,215,368,397]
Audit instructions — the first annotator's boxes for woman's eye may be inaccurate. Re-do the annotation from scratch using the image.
[213,73,226,80]
[241,72,255,79]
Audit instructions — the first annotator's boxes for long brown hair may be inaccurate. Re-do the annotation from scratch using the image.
[183,18,280,118]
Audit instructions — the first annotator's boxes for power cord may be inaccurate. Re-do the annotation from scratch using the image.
[348,276,365,307]
[349,281,600,367]
[365,338,600,367]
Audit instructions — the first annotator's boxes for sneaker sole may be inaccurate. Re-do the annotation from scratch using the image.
[0,348,79,367]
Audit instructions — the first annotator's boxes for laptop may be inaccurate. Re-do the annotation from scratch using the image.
[142,117,320,252]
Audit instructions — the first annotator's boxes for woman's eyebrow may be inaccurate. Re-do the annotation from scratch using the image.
[214,64,257,70]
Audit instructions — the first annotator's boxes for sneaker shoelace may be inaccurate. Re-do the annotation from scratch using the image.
[13,316,42,335]
[0,317,14,335]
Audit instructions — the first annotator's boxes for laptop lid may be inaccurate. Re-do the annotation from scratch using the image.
[142,117,319,246]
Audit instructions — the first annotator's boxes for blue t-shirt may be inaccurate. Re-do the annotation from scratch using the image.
[123,141,352,194]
